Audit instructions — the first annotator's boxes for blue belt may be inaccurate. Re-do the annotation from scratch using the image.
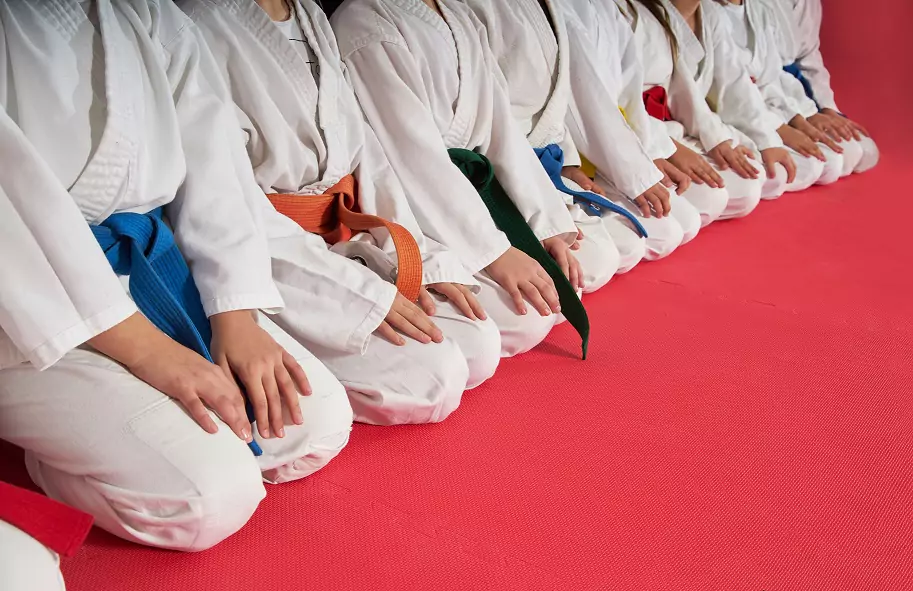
[92,208,262,456]
[533,144,648,238]
[783,62,820,110]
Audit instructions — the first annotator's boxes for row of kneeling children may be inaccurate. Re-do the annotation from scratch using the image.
[0,0,878,585]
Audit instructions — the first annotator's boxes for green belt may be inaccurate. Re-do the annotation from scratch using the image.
[448,148,589,359]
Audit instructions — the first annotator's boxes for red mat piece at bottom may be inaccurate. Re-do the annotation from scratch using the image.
[2,0,913,589]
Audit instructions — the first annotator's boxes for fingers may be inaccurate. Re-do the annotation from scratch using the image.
[535,269,561,313]
[633,195,653,218]
[791,140,815,159]
[809,141,825,162]
[701,163,725,188]
[279,355,307,424]
[387,312,432,344]
[585,180,606,196]
[710,150,730,171]
[848,123,862,141]
[818,133,843,154]
[660,172,674,188]
[418,288,436,317]
[836,120,855,141]
[283,350,312,397]
[655,186,672,216]
[506,282,528,315]
[727,152,759,179]
[783,155,797,184]
[464,288,488,321]
[184,395,221,435]
[391,302,443,344]
[673,171,691,193]
[851,120,870,138]
[275,366,303,427]
[261,372,285,439]
[644,191,663,217]
[376,321,406,346]
[569,253,583,291]
[437,283,478,320]
[518,280,551,316]
[210,359,252,440]
[552,245,571,284]
[246,372,271,439]
[686,167,706,185]
[764,158,778,181]
[209,362,258,441]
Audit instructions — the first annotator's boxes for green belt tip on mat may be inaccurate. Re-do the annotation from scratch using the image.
[448,148,590,360]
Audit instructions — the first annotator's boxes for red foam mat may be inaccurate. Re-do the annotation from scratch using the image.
[2,1,912,589]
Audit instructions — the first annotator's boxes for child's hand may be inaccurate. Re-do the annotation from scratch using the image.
[375,292,444,347]
[708,140,759,180]
[485,247,560,316]
[561,165,606,195]
[668,141,725,188]
[632,182,672,218]
[424,283,487,321]
[210,310,311,439]
[543,236,583,291]
[821,108,869,141]
[760,147,797,184]
[654,158,692,194]
[778,124,826,161]
[789,115,843,154]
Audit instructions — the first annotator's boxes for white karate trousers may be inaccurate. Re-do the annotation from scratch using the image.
[0,314,353,552]
[599,178,703,261]
[302,298,501,426]
[0,520,66,591]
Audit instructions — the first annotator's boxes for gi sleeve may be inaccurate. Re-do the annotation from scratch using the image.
[705,9,784,151]
[354,114,479,289]
[564,7,663,200]
[0,108,136,369]
[795,23,839,111]
[482,56,578,245]
[342,41,512,275]
[160,8,284,318]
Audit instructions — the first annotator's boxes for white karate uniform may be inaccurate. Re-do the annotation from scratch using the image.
[180,0,499,424]
[655,0,774,207]
[332,0,583,356]
[463,0,632,288]
[0,0,352,551]
[559,0,702,262]
[764,0,878,174]
[629,1,762,219]
[720,0,841,192]
[0,520,66,591]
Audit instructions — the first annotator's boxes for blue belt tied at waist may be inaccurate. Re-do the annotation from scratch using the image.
[92,208,262,456]
[533,144,648,238]
[783,62,820,110]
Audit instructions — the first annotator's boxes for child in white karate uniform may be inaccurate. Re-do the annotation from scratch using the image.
[332,0,589,357]
[180,0,504,426]
[0,0,352,551]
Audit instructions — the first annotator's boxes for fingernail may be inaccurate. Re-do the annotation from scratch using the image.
[556,306,562,312]
[277,427,285,438]
[260,428,270,439]
[241,428,251,441]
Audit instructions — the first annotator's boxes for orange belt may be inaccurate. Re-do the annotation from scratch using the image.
[267,175,423,302]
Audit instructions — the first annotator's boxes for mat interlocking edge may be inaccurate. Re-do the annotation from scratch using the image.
[2,1,912,589]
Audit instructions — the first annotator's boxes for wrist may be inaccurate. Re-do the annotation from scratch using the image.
[210,309,257,334]
[87,312,168,369]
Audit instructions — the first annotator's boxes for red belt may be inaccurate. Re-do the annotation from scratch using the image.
[642,86,673,121]
[0,481,93,557]
[267,175,423,302]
